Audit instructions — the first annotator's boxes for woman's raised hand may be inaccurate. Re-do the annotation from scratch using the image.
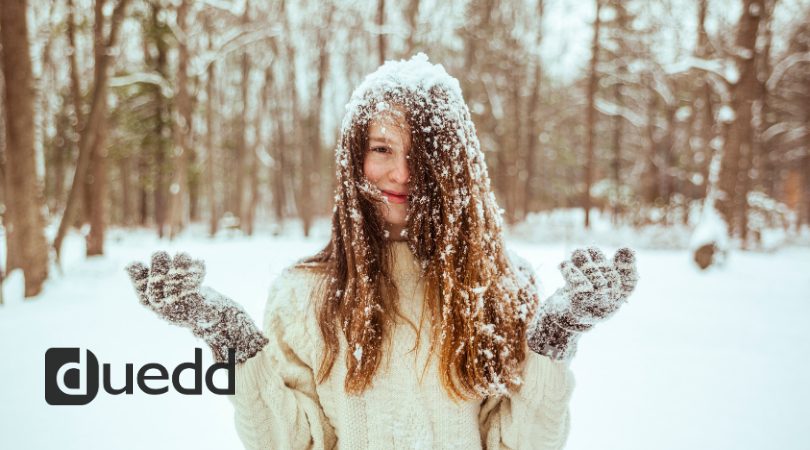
[125,251,206,326]
[559,247,639,324]
[125,251,268,364]
[527,247,639,361]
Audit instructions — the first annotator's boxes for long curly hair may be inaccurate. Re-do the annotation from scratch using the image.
[301,54,537,401]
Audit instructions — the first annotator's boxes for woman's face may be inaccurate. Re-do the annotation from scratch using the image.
[363,111,411,235]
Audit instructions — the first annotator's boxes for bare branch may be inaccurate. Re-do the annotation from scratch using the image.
[766,52,810,92]
[109,72,174,96]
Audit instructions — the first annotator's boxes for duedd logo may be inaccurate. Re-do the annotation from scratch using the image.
[45,348,235,406]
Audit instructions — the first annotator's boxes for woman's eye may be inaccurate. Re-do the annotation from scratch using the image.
[372,147,390,154]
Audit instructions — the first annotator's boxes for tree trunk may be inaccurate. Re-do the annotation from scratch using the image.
[716,0,762,242]
[611,80,623,221]
[234,3,251,233]
[65,0,84,227]
[584,0,602,228]
[87,0,110,256]
[67,0,84,221]
[152,4,168,238]
[0,0,50,297]
[643,74,662,203]
[206,20,218,237]
[377,0,386,65]
[803,74,810,227]
[167,0,191,240]
[53,0,129,262]
[52,110,70,211]
[660,102,676,203]
[750,0,775,244]
[525,62,541,215]
[268,66,285,223]
[86,99,108,255]
[694,0,714,201]
[510,79,521,221]
[524,1,546,215]
[246,68,259,236]
[187,92,199,223]
[285,26,301,225]
[0,71,6,202]
[154,90,167,238]
[300,6,334,236]
[246,155,259,236]
[119,155,132,225]
[82,159,93,226]
[403,0,420,57]
[138,150,148,225]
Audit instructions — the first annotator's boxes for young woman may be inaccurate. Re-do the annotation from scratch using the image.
[126,54,639,450]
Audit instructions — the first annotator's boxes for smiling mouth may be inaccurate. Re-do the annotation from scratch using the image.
[381,190,409,204]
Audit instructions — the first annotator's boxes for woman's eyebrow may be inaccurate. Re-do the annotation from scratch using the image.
[368,136,391,145]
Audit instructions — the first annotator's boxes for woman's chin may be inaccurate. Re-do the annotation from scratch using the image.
[384,218,407,227]
[380,206,408,225]
[381,218,408,240]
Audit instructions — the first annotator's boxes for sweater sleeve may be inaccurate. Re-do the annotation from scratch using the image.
[478,248,576,449]
[478,352,575,450]
[228,269,337,450]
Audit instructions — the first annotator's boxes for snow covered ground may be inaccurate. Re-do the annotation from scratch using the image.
[1,228,808,450]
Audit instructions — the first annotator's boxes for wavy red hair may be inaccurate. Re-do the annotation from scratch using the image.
[301,55,538,401]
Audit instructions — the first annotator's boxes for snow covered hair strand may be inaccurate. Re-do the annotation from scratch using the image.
[304,54,536,400]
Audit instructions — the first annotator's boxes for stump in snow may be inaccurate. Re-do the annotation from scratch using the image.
[689,202,729,270]
[694,244,717,270]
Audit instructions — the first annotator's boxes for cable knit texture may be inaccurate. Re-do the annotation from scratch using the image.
[228,241,575,450]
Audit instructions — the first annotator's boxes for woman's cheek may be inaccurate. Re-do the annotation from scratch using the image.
[363,157,373,181]
[363,155,382,183]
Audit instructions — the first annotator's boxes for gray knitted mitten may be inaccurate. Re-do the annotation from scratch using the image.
[125,251,268,364]
[527,247,639,362]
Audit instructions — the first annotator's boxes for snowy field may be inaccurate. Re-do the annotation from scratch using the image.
[1,228,809,450]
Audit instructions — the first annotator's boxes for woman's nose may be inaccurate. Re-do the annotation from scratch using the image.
[390,156,409,185]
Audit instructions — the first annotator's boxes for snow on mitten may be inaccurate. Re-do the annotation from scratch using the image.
[125,251,269,364]
[526,247,639,361]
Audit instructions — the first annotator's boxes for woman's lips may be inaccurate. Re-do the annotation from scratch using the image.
[382,190,409,204]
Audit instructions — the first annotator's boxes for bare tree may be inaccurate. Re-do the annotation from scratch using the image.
[150,3,170,238]
[300,3,335,237]
[524,0,545,216]
[53,0,130,262]
[0,0,50,297]
[235,2,251,233]
[87,0,112,255]
[206,16,218,237]
[716,0,763,243]
[403,0,420,57]
[584,0,603,228]
[693,0,715,201]
[377,0,386,65]
[7,0,810,255]
[167,0,192,240]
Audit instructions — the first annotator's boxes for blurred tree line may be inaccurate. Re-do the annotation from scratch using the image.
[1,0,809,296]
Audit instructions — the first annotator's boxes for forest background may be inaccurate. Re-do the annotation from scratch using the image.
[2,0,810,298]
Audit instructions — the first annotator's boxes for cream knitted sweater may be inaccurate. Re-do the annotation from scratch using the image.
[228,242,575,450]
